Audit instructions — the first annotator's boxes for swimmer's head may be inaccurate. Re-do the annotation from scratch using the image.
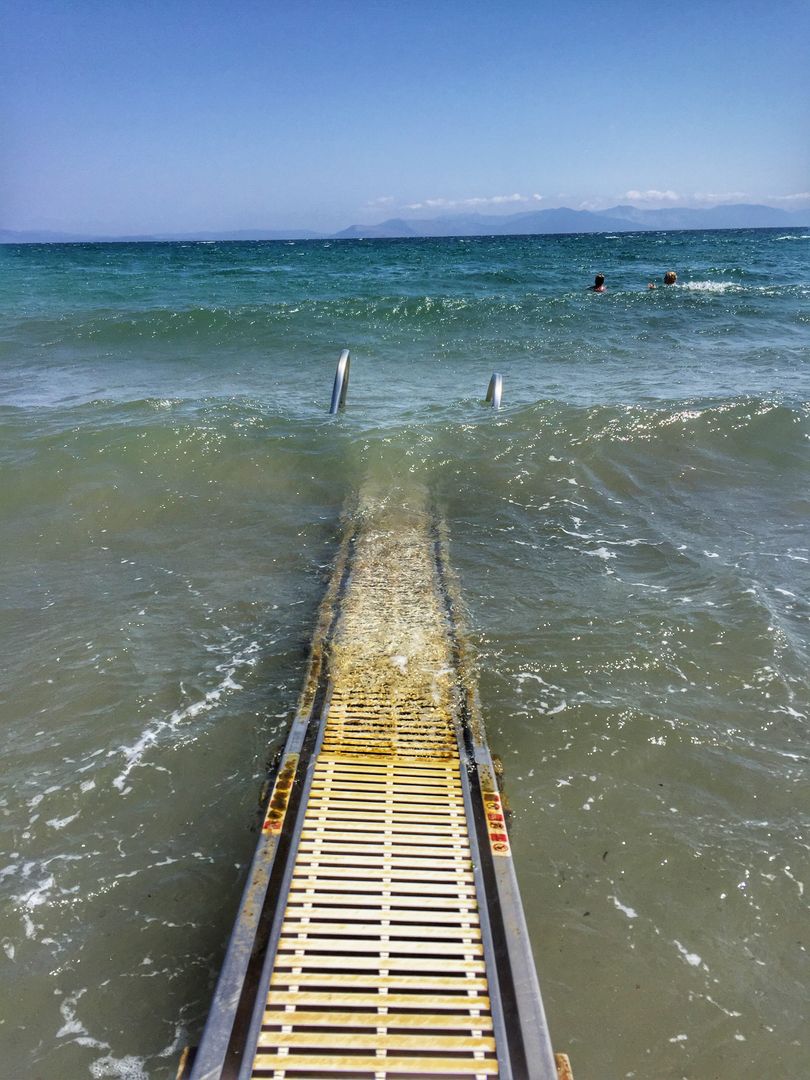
[594,274,605,287]
[664,270,677,285]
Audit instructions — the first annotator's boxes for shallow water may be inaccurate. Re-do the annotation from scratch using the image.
[0,231,808,1078]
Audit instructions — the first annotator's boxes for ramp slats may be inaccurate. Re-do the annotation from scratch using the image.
[266,991,491,1010]
[284,893,478,911]
[251,1055,498,1077]
[243,507,503,1079]
[188,503,564,1080]
[298,834,468,847]
[252,748,496,1078]
[179,503,564,1080]
[259,1011,493,1031]
[258,1032,496,1052]
[281,923,483,941]
[268,973,490,992]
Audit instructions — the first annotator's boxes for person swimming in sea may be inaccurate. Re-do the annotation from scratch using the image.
[649,270,677,289]
[588,274,606,292]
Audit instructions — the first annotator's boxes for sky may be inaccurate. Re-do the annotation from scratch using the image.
[2,0,808,234]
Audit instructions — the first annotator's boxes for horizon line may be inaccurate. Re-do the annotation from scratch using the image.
[3,202,810,245]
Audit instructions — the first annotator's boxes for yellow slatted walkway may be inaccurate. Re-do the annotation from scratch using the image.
[253,759,497,1078]
[249,501,499,1078]
[188,492,565,1080]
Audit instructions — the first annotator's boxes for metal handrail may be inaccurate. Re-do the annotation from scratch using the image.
[329,349,351,414]
[486,372,503,409]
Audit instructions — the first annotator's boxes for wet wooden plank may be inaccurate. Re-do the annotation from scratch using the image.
[280,922,482,941]
[260,1009,493,1031]
[265,989,492,1010]
[272,954,486,974]
[277,936,484,957]
[256,1029,496,1051]
[268,972,490,991]
[250,1051,498,1075]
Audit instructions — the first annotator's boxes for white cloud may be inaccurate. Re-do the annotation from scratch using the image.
[404,192,543,212]
[692,191,748,204]
[767,191,810,203]
[624,189,681,204]
[365,195,395,207]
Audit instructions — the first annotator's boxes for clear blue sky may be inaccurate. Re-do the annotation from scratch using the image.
[2,0,808,233]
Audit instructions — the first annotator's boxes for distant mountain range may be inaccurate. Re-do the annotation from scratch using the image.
[2,204,808,244]
[333,203,810,238]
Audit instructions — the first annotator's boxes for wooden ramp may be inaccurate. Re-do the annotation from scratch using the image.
[188,493,566,1080]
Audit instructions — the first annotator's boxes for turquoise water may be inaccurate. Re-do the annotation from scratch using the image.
[0,231,808,1078]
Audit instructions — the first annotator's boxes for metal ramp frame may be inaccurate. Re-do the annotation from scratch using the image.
[188,496,566,1080]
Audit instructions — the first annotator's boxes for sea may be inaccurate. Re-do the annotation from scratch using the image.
[0,230,808,1080]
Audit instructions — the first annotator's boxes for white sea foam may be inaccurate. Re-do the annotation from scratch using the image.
[783,865,804,897]
[609,895,638,919]
[27,785,60,810]
[47,813,80,830]
[90,1055,149,1079]
[56,990,103,1043]
[87,1016,182,1075]
[15,873,56,938]
[111,638,260,794]
[695,991,742,1018]
[0,862,19,883]
[584,547,616,560]
[674,939,704,968]
[680,280,742,293]
[775,705,806,720]
[517,671,552,686]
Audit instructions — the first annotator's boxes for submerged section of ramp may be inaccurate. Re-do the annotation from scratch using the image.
[188,495,565,1080]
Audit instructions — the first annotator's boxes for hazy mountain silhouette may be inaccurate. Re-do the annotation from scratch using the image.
[335,204,809,239]
[2,205,808,244]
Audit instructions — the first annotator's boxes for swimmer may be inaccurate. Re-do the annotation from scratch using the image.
[588,274,606,292]
[649,270,678,289]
